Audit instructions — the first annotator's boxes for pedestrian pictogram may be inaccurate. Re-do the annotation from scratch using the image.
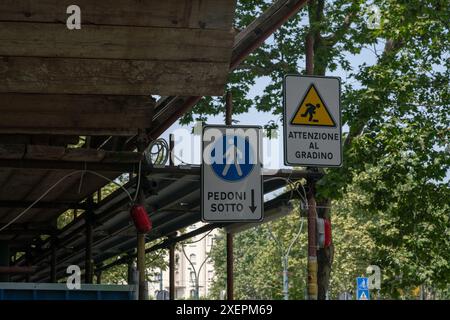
[211,135,254,182]
[357,277,369,290]
[290,84,336,127]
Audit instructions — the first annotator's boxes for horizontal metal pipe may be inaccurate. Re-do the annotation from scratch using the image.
[0,266,36,274]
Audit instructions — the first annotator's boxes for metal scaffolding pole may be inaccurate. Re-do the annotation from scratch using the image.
[50,234,57,283]
[169,243,175,300]
[225,91,234,300]
[169,135,176,300]
[305,30,318,300]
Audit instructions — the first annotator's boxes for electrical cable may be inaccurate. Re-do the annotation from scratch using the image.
[264,176,308,204]
[0,169,134,233]
[133,160,142,203]
[264,175,331,210]
[180,228,214,299]
[266,207,305,300]
[145,138,169,166]
[181,229,214,245]
[173,153,190,165]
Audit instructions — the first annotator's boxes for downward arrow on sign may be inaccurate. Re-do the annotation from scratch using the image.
[249,189,257,213]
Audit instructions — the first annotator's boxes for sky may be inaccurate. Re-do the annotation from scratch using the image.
[159,45,381,170]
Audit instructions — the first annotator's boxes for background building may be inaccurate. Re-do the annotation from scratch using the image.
[149,223,219,299]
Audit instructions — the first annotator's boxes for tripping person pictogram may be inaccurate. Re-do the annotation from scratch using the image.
[301,103,321,122]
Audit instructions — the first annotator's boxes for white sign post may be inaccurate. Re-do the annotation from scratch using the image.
[202,125,263,222]
[283,75,342,167]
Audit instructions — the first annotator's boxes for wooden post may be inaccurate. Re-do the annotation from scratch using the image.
[136,132,148,300]
[0,241,9,282]
[95,265,103,284]
[127,259,135,284]
[25,250,31,282]
[137,233,147,299]
[84,198,94,284]
[96,271,102,284]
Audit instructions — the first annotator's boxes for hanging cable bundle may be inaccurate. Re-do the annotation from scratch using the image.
[143,138,169,166]
[128,138,168,234]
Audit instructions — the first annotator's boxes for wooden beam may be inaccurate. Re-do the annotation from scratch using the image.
[62,149,106,162]
[0,144,25,159]
[25,145,66,161]
[0,57,229,96]
[0,145,142,163]
[0,22,234,62]
[0,0,236,30]
[0,135,79,146]
[0,93,154,135]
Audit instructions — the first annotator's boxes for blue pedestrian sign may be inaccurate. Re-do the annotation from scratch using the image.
[356,277,370,300]
[210,134,255,182]
[357,277,369,290]
[202,125,263,222]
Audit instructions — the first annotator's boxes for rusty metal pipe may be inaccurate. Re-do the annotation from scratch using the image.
[230,0,309,70]
[0,266,36,274]
[305,27,318,299]
[169,243,175,300]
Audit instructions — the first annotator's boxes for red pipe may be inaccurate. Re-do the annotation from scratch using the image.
[0,266,36,274]
[151,96,201,138]
[230,0,309,70]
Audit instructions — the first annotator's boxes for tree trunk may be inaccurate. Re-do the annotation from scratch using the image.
[317,243,334,299]
[317,199,333,299]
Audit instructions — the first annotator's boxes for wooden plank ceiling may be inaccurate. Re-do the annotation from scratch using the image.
[0,0,236,96]
[0,1,237,247]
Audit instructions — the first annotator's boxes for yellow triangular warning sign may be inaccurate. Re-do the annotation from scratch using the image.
[290,84,336,127]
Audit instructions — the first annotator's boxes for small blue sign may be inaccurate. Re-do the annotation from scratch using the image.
[356,277,370,300]
[210,134,255,182]
[357,277,369,290]
[357,289,370,300]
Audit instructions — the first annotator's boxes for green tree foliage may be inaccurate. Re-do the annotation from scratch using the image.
[209,213,308,300]
[205,0,449,298]
[209,192,378,299]
[210,180,449,299]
